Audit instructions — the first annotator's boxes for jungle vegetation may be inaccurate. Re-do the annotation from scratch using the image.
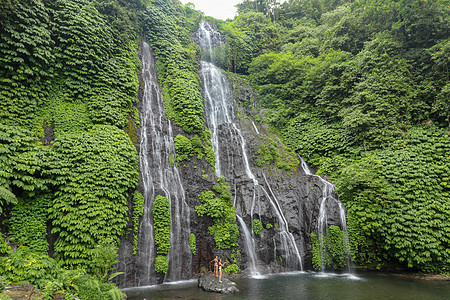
[0,0,449,297]
[0,0,145,297]
[218,0,449,273]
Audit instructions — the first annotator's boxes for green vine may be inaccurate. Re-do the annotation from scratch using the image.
[155,255,169,274]
[189,233,196,255]
[8,195,51,254]
[252,219,263,236]
[152,195,171,255]
[196,177,239,249]
[45,125,138,269]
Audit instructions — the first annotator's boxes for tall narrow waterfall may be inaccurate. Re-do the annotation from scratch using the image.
[136,42,192,285]
[197,21,303,274]
[300,158,351,271]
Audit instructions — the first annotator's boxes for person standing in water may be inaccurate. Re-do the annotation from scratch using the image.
[211,256,219,277]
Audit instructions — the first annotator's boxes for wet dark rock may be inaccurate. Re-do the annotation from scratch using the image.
[41,123,54,145]
[198,274,239,294]
[116,33,347,288]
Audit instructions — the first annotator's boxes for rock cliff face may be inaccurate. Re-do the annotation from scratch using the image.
[116,29,346,287]
[198,67,344,274]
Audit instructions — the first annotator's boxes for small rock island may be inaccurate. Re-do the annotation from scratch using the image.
[198,274,239,294]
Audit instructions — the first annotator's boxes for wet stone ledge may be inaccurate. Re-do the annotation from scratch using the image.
[198,274,239,294]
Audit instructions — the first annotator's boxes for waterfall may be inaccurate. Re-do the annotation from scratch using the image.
[137,42,192,285]
[252,121,260,135]
[199,57,262,274]
[236,216,260,276]
[300,157,351,271]
[197,21,303,274]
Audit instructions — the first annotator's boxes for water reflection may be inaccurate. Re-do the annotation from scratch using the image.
[124,272,450,300]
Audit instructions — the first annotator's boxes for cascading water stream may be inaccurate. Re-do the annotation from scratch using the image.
[137,42,191,285]
[252,121,260,135]
[236,215,260,275]
[232,186,260,276]
[300,157,351,272]
[197,21,303,274]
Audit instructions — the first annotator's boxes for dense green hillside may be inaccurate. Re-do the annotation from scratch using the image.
[218,0,449,272]
[0,0,145,297]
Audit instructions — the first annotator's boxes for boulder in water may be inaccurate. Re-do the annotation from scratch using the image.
[198,274,239,294]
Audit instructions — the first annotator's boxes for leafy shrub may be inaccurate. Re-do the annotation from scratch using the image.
[40,269,80,299]
[196,191,228,219]
[0,246,59,288]
[241,0,450,273]
[155,255,169,274]
[45,125,138,269]
[191,135,204,157]
[230,248,241,263]
[174,134,193,161]
[252,219,263,236]
[49,99,93,137]
[88,92,129,129]
[0,0,54,128]
[208,221,240,250]
[281,115,354,167]
[40,268,122,300]
[204,144,216,172]
[224,263,241,274]
[334,127,450,272]
[72,274,123,300]
[173,134,216,171]
[196,178,239,249]
[0,188,16,215]
[144,0,206,135]
[0,0,142,292]
[0,276,8,291]
[0,234,12,256]
[89,238,120,282]
[255,136,299,172]
[213,177,232,200]
[0,125,49,198]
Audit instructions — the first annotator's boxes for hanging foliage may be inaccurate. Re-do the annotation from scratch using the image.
[44,125,138,269]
